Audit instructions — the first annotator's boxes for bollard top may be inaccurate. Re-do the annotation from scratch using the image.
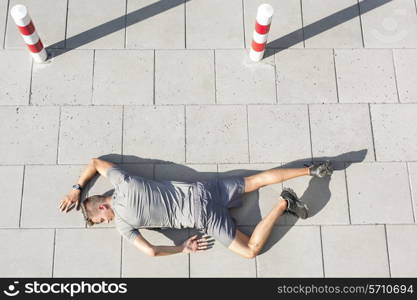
[258,4,274,18]
[256,4,274,25]
[10,4,28,20]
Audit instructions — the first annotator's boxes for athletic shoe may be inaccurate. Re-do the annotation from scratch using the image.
[305,161,333,178]
[280,188,309,219]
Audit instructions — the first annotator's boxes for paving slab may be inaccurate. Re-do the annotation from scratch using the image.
[126,0,185,49]
[285,164,350,226]
[321,225,389,277]
[257,226,323,277]
[335,49,398,103]
[275,49,337,104]
[360,0,417,48]
[186,0,244,49]
[371,104,417,161]
[346,162,414,224]
[31,50,94,105]
[0,166,23,228]
[66,0,125,49]
[407,162,417,222]
[393,49,417,103]
[54,228,121,277]
[58,106,123,164]
[190,227,256,277]
[0,229,54,277]
[123,106,185,163]
[122,228,189,277]
[0,50,32,105]
[21,165,86,228]
[5,0,67,49]
[309,104,375,161]
[386,225,417,277]
[0,0,7,48]
[244,0,303,49]
[186,105,248,163]
[218,163,287,226]
[215,49,276,104]
[154,163,217,182]
[155,50,214,104]
[92,50,153,105]
[248,105,311,163]
[303,0,362,48]
[0,106,59,164]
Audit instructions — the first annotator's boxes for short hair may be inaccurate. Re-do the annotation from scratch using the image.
[80,195,106,226]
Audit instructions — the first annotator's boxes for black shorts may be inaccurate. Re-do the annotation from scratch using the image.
[194,176,246,247]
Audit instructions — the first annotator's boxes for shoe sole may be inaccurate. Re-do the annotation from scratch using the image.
[282,187,309,219]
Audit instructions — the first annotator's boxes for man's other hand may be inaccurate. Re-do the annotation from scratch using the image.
[181,235,209,253]
[59,190,81,213]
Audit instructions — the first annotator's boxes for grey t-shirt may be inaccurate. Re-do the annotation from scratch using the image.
[106,166,197,243]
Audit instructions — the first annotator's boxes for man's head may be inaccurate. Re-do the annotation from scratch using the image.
[80,195,115,226]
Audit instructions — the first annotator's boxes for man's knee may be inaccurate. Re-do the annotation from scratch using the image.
[246,242,261,259]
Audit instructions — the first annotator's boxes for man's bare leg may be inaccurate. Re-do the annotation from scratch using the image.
[228,198,287,258]
[244,167,309,193]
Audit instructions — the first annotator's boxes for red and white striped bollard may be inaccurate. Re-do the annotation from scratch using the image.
[10,4,48,63]
[250,4,274,62]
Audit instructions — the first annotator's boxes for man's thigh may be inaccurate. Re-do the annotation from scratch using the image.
[243,175,264,193]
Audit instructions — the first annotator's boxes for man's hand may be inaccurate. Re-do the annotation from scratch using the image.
[181,235,210,253]
[59,189,81,213]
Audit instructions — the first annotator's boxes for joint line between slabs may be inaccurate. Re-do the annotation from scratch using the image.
[120,236,123,278]
[2,0,11,49]
[51,228,56,277]
[184,0,187,48]
[124,0,128,49]
[391,49,401,103]
[241,0,246,48]
[91,50,96,105]
[367,103,377,161]
[300,0,305,48]
[307,104,313,160]
[406,162,416,223]
[184,105,187,163]
[384,224,392,278]
[18,165,25,228]
[188,229,191,278]
[213,50,217,104]
[56,106,62,164]
[28,58,34,105]
[273,51,279,104]
[344,165,352,225]
[319,225,326,278]
[121,105,125,163]
[332,48,340,103]
[153,49,156,105]
[246,104,250,163]
[357,0,366,48]
[64,0,70,48]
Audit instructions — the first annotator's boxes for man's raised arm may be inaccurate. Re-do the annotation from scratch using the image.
[58,158,114,213]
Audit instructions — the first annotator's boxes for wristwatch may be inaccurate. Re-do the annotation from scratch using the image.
[72,184,83,191]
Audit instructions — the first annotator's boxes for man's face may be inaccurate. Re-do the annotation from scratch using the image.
[91,205,115,224]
